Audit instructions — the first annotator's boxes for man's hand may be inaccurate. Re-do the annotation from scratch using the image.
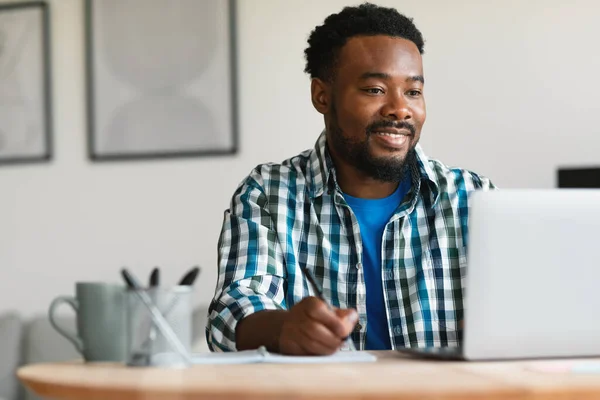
[279,297,358,355]
[235,297,358,355]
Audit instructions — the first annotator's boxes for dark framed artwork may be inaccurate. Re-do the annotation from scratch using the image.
[85,0,238,161]
[0,1,52,165]
[557,167,600,188]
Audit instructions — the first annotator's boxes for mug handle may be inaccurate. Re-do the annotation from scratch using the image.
[48,296,84,354]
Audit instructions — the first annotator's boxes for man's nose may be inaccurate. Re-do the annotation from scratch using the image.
[380,93,412,121]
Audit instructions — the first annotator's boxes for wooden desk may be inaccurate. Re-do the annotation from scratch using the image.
[17,351,600,400]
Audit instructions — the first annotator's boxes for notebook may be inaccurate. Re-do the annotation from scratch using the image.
[191,346,377,365]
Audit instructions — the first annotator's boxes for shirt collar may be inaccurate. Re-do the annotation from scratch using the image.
[308,131,334,198]
[308,130,440,204]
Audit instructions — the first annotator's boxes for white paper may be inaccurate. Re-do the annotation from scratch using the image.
[191,347,377,365]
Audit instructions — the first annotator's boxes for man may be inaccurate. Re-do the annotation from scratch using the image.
[207,3,495,355]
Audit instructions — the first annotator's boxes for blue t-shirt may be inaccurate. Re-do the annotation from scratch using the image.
[343,178,411,350]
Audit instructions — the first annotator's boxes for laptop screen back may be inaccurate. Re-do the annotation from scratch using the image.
[463,189,600,360]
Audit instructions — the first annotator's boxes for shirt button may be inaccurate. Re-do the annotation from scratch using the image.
[356,262,362,269]
[354,323,363,332]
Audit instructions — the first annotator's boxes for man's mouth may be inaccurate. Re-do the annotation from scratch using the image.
[373,129,412,137]
[372,130,411,148]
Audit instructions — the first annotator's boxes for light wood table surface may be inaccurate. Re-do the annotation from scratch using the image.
[17,351,600,400]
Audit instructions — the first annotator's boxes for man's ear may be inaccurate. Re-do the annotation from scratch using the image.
[310,78,331,115]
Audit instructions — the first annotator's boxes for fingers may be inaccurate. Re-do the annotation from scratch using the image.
[278,338,304,355]
[304,298,351,338]
[298,339,339,356]
[298,320,343,353]
[278,297,358,356]
[279,321,340,355]
[335,308,359,335]
[282,334,337,356]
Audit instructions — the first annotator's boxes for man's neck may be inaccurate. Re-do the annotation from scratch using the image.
[335,163,400,199]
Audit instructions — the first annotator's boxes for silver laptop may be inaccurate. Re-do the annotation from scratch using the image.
[398,189,600,361]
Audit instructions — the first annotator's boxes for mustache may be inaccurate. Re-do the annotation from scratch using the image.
[366,120,416,136]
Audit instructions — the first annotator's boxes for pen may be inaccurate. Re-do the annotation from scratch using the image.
[149,267,160,288]
[178,266,201,286]
[301,267,358,352]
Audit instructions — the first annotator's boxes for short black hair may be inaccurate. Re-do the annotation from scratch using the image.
[304,2,425,82]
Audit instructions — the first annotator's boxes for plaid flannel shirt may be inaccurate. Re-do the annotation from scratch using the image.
[207,132,495,352]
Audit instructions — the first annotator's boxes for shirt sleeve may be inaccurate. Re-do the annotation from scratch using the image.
[206,176,287,352]
[471,171,497,191]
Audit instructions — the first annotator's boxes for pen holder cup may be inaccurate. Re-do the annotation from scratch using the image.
[126,286,192,368]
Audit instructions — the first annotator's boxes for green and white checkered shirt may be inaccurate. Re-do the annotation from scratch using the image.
[207,132,495,352]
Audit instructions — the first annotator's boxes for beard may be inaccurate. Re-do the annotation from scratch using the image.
[328,103,418,183]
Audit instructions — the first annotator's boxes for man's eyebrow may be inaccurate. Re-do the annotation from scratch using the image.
[359,72,425,84]
[408,75,425,84]
[359,72,392,80]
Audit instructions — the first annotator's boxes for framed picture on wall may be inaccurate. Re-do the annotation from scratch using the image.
[85,0,238,161]
[0,1,52,165]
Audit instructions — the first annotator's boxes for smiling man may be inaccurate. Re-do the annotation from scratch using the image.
[207,3,495,354]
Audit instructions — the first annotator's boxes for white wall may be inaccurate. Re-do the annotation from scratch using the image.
[1,0,599,316]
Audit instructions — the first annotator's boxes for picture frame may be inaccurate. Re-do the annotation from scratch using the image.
[85,0,238,161]
[557,167,600,188]
[0,1,52,165]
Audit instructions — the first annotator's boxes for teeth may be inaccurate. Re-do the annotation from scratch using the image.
[376,132,405,137]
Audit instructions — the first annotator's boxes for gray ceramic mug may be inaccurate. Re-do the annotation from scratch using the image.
[48,282,127,362]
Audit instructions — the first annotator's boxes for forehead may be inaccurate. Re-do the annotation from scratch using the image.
[335,35,423,80]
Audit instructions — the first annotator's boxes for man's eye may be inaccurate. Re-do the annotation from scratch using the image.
[408,90,422,97]
[364,88,384,94]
